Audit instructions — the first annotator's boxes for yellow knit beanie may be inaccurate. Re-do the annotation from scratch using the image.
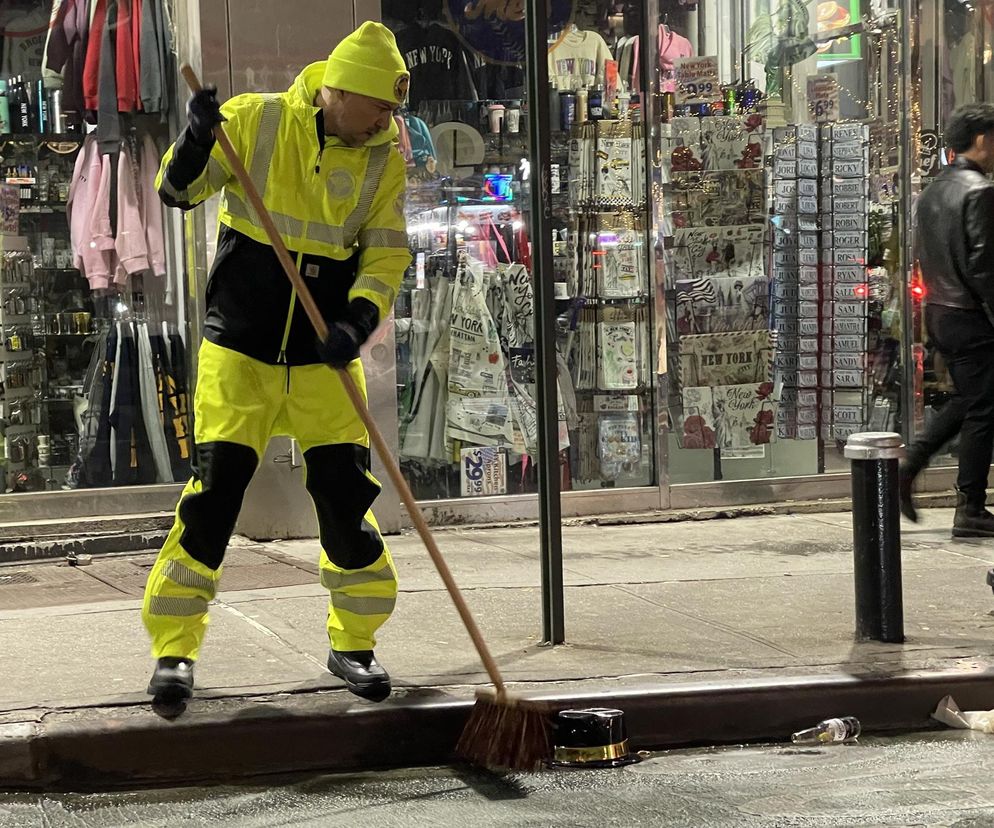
[323,21,409,105]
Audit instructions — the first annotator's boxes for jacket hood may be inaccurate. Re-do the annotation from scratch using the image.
[290,62,399,146]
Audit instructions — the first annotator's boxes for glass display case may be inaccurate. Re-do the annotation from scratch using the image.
[385,0,658,503]
[658,0,907,484]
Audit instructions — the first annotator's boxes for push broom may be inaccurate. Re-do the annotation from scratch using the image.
[180,66,551,771]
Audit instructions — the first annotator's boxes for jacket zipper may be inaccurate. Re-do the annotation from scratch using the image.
[279,120,322,365]
[277,246,306,365]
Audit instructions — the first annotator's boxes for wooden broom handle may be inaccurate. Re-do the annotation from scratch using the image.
[180,65,507,696]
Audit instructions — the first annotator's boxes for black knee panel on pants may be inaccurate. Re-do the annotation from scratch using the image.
[178,441,259,570]
[304,443,384,570]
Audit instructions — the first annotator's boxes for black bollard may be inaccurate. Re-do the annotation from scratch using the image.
[843,432,905,643]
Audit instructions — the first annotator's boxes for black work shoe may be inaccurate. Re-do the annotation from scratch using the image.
[147,657,194,702]
[898,462,918,523]
[953,510,994,537]
[953,491,994,538]
[327,649,391,702]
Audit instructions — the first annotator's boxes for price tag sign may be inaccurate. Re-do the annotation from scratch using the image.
[460,446,507,497]
[807,75,840,123]
[674,56,720,104]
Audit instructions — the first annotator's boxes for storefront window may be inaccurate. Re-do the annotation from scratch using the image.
[914,0,994,472]
[385,0,657,502]
[0,0,189,495]
[660,0,906,483]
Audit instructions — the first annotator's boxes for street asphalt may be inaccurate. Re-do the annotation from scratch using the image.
[2,730,994,826]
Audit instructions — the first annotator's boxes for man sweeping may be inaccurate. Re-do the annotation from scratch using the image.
[142,22,412,704]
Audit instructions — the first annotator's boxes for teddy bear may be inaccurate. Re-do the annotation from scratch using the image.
[749,408,775,445]
[734,142,762,170]
[671,146,703,172]
[683,414,717,449]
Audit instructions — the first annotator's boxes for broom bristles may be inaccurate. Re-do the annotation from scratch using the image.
[455,690,553,772]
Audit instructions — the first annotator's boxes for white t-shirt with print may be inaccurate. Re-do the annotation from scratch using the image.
[1,2,51,83]
[548,29,613,91]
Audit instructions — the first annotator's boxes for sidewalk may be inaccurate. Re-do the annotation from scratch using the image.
[3,507,994,789]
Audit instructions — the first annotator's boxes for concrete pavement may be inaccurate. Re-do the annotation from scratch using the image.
[3,507,994,789]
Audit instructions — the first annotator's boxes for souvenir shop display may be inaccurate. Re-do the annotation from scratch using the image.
[0,0,184,494]
[385,0,660,498]
[659,10,901,477]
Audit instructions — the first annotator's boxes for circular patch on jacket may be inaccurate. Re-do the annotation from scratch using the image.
[326,169,356,200]
[394,74,410,104]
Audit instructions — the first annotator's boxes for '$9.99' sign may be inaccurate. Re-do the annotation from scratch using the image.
[674,56,721,105]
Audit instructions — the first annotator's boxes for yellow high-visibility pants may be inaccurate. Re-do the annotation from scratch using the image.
[142,340,397,661]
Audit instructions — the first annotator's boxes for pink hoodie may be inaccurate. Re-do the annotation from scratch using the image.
[68,134,167,289]
[141,134,166,277]
[67,135,115,290]
[115,141,149,282]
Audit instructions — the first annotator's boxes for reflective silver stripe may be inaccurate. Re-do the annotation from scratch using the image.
[351,275,396,306]
[206,158,229,192]
[320,565,396,591]
[223,95,282,226]
[307,221,347,247]
[159,174,188,202]
[343,144,391,245]
[226,192,305,238]
[358,228,409,248]
[164,560,217,599]
[228,191,353,250]
[161,158,227,204]
[249,94,282,196]
[331,594,397,616]
[147,595,209,617]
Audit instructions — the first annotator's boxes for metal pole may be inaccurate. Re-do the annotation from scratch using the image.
[525,0,565,645]
[844,432,905,643]
[898,0,918,451]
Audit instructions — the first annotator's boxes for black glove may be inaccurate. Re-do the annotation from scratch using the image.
[187,86,225,148]
[317,299,380,369]
[318,320,362,368]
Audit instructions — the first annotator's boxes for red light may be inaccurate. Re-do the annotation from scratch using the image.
[853,283,868,298]
[911,283,926,299]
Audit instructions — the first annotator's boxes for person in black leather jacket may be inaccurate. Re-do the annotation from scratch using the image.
[901,104,994,537]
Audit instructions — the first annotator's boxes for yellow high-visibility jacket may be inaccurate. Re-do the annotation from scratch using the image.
[156,62,411,365]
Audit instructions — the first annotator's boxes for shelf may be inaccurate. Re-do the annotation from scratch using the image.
[1,134,83,145]
[4,423,38,434]
[573,387,651,395]
[568,296,649,306]
[18,205,66,215]
[20,201,69,209]
[0,387,34,400]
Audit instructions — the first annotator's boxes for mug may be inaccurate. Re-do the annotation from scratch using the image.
[487,103,505,134]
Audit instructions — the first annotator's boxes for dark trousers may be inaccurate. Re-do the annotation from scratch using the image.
[906,305,994,504]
